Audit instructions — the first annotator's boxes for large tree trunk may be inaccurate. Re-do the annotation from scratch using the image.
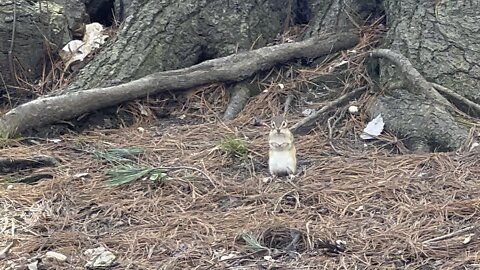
[1,0,364,136]
[60,0,292,93]
[0,0,87,98]
[305,0,476,152]
[370,0,477,152]
[1,0,477,152]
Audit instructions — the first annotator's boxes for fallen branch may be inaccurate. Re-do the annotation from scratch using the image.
[290,86,367,134]
[0,33,359,136]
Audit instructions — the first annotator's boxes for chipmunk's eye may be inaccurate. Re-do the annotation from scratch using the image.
[281,121,288,128]
[271,121,276,129]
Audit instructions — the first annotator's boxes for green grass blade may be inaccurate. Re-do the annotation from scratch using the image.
[241,233,268,252]
[105,166,153,186]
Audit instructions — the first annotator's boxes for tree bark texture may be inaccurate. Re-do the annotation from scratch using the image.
[304,0,476,152]
[0,0,86,94]
[384,0,480,103]
[370,0,478,152]
[61,0,292,93]
[303,0,383,37]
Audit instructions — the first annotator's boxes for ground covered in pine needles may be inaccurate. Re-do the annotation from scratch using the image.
[1,30,480,269]
[1,113,479,269]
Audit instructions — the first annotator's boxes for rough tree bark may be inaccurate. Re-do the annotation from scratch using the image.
[1,0,478,153]
[0,0,87,96]
[0,33,358,136]
[370,0,478,152]
[306,0,478,152]
[60,0,293,93]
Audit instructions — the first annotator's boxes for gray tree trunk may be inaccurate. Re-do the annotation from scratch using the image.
[370,0,476,152]
[2,0,477,153]
[306,0,476,152]
[0,0,86,98]
[61,0,291,93]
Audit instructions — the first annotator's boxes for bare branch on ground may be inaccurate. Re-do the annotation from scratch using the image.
[290,86,367,134]
[0,33,359,136]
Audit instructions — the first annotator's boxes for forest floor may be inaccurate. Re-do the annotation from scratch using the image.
[1,30,480,268]
[1,94,479,270]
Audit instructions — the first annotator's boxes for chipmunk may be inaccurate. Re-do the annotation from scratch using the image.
[268,115,297,178]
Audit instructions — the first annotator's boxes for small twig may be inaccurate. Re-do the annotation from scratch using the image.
[422,226,475,244]
[0,73,12,107]
[291,86,367,134]
[8,0,17,84]
[0,241,15,260]
[327,109,346,139]
[327,115,335,140]
[432,83,480,116]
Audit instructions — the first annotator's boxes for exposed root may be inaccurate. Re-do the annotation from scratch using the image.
[432,83,480,117]
[369,49,452,109]
[223,81,252,121]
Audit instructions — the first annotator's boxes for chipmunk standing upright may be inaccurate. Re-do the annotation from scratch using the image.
[268,115,297,177]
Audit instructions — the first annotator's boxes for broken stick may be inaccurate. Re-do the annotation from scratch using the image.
[290,86,367,134]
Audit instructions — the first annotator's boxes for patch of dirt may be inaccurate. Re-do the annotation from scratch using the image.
[1,117,479,269]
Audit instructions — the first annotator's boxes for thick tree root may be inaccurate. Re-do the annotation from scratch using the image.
[370,48,480,118]
[223,81,253,121]
[369,48,473,152]
[370,49,452,109]
[0,33,359,137]
[0,155,58,173]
